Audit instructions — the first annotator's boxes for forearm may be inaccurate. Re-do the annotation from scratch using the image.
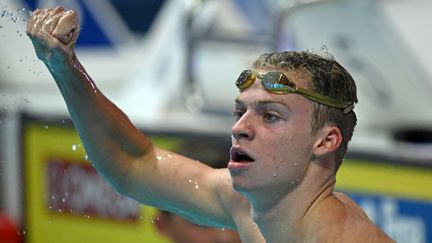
[48,53,153,185]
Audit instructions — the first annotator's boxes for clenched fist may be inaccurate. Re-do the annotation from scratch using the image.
[26,6,80,67]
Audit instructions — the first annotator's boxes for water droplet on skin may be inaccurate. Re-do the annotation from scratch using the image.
[188,178,199,189]
[156,156,162,160]
[293,163,297,167]
[273,171,277,177]
[167,153,173,158]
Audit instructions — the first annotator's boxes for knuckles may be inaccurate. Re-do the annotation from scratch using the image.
[27,6,79,45]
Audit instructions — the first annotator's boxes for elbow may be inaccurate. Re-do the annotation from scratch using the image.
[103,153,156,203]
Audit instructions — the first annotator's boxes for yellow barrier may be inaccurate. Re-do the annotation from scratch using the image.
[24,122,171,243]
[337,159,432,201]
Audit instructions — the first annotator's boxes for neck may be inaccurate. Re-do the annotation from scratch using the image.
[249,163,336,243]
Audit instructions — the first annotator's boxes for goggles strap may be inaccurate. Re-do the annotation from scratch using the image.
[296,87,352,110]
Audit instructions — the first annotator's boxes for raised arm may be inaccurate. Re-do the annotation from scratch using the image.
[26,6,248,229]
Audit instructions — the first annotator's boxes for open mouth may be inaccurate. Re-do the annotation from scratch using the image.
[230,147,255,163]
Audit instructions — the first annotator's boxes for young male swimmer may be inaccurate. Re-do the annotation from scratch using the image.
[26,6,395,243]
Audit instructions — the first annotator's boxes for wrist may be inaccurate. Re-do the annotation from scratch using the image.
[44,48,76,73]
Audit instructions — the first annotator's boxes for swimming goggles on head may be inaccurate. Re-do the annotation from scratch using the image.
[235,70,354,113]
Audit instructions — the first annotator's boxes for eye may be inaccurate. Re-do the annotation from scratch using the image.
[233,110,245,121]
[263,112,281,123]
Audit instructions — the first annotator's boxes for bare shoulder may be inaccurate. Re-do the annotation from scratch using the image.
[302,192,395,243]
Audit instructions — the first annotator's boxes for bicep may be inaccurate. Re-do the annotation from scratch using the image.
[118,147,236,228]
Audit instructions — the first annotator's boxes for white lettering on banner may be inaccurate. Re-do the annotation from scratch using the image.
[360,198,426,243]
[47,160,140,222]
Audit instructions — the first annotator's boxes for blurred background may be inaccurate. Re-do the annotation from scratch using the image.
[0,0,432,242]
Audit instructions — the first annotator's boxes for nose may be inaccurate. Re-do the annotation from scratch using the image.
[231,113,255,141]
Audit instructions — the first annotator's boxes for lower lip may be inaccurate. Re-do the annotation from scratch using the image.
[227,160,254,170]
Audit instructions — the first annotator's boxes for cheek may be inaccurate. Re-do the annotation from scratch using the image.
[265,129,312,162]
[257,134,294,162]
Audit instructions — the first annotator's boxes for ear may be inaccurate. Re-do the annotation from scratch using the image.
[312,125,342,158]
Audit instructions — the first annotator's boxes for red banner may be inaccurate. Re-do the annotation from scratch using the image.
[47,160,140,222]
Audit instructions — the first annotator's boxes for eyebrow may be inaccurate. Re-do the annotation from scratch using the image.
[235,98,292,111]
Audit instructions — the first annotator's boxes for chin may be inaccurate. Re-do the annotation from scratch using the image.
[228,169,269,197]
[230,174,250,192]
[230,175,260,198]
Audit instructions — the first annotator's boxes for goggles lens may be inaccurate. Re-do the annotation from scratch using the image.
[235,70,354,112]
[235,70,255,91]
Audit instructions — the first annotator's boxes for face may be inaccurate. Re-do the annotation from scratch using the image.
[228,70,319,199]
[155,212,242,243]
